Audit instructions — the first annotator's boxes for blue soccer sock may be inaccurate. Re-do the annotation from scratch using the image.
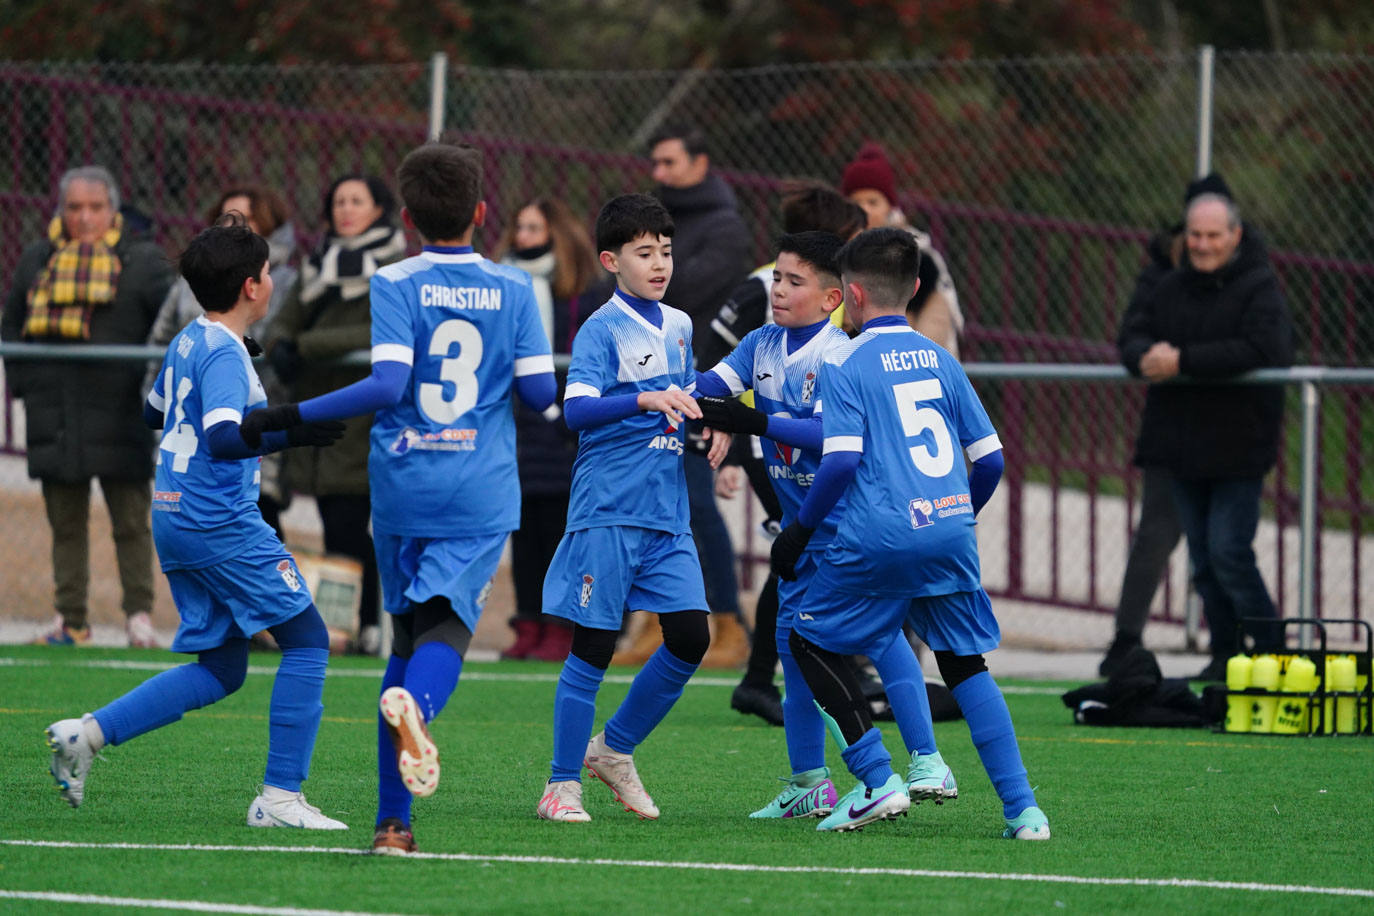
[262,646,329,792]
[869,632,937,756]
[777,629,826,774]
[952,671,1037,819]
[839,726,895,789]
[376,653,413,826]
[603,645,698,754]
[92,662,231,746]
[403,641,463,723]
[550,654,606,782]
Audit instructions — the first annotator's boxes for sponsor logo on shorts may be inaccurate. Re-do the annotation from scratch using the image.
[579,574,595,608]
[476,578,493,610]
[277,559,301,592]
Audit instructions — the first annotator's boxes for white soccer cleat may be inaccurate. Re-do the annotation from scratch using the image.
[537,779,592,823]
[584,731,659,820]
[126,611,158,649]
[46,715,99,808]
[380,686,439,797]
[246,788,348,830]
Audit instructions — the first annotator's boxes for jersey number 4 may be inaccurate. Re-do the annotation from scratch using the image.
[419,318,483,424]
[892,378,954,477]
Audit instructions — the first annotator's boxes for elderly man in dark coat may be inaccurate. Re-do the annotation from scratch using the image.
[2,166,173,646]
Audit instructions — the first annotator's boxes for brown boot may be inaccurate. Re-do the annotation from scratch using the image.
[610,612,662,667]
[700,613,750,669]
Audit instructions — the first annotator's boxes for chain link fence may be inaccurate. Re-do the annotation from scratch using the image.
[1,52,1371,642]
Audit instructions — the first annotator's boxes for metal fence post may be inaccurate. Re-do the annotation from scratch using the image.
[428,52,448,141]
[1195,44,1214,177]
[1297,380,1320,648]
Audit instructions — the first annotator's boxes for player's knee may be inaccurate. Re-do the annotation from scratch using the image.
[198,645,248,695]
[571,625,619,670]
[934,651,987,690]
[271,604,330,652]
[661,610,709,665]
[414,616,472,657]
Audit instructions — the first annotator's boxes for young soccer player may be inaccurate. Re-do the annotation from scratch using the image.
[537,193,722,824]
[771,228,1050,838]
[45,216,349,828]
[242,143,556,854]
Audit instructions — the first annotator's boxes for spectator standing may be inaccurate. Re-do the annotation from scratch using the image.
[2,166,173,647]
[266,175,406,653]
[1118,192,1294,682]
[492,197,598,662]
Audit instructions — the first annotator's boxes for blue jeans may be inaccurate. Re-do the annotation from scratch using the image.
[1170,476,1281,658]
[683,451,741,617]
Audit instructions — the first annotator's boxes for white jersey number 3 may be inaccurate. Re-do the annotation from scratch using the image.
[892,378,954,478]
[419,318,483,424]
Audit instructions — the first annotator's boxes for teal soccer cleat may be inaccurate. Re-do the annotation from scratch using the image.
[905,750,958,803]
[1003,805,1051,840]
[749,767,838,819]
[815,772,910,832]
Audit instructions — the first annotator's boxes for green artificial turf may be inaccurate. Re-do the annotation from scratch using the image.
[3,645,1372,915]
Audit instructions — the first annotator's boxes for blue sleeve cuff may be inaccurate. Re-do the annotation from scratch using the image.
[693,370,731,397]
[564,393,641,431]
[205,420,287,459]
[969,449,1004,515]
[515,371,557,412]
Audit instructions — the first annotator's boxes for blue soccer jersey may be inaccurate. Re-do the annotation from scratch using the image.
[708,322,850,543]
[563,293,696,534]
[147,317,277,570]
[368,249,552,538]
[818,324,1001,597]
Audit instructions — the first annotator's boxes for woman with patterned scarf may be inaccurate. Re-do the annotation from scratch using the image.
[265,174,406,654]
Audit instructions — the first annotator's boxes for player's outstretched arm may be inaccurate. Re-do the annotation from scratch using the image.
[294,360,410,424]
[210,415,344,458]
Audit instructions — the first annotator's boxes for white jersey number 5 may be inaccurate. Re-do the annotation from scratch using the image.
[419,318,483,424]
[892,378,954,478]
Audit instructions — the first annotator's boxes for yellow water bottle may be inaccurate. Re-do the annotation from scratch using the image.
[1358,675,1369,733]
[1331,655,1357,734]
[1224,654,1252,732]
[1275,655,1316,734]
[1250,654,1280,733]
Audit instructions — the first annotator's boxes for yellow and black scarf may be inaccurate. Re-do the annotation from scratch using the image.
[24,213,124,340]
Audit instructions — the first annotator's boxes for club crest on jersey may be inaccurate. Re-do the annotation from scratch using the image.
[801,371,816,403]
[579,574,595,607]
[677,337,687,370]
[909,498,935,529]
[277,559,302,591]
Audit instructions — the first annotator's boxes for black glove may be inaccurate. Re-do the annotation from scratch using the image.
[269,339,303,383]
[239,403,302,448]
[285,420,346,448]
[697,396,769,437]
[769,521,814,582]
[243,335,264,358]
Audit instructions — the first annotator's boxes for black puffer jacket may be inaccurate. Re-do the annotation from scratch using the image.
[2,234,173,482]
[1119,227,1294,479]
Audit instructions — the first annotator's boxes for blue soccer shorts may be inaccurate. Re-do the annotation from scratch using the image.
[373,530,508,635]
[542,525,708,630]
[906,587,1001,657]
[774,547,824,641]
[165,538,314,653]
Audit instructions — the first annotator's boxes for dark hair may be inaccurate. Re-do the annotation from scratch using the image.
[595,193,674,254]
[396,143,484,242]
[835,227,923,309]
[780,182,867,239]
[648,122,708,159]
[206,185,290,237]
[492,197,597,300]
[321,174,395,234]
[179,213,270,313]
[775,231,844,287]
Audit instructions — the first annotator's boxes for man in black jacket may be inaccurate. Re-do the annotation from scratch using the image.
[1118,192,1294,681]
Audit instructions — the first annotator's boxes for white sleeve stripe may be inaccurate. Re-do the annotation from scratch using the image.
[564,382,601,399]
[823,435,864,455]
[965,434,1003,461]
[204,407,242,429]
[147,390,166,411]
[813,396,823,415]
[514,354,555,377]
[372,344,414,365]
[712,363,747,396]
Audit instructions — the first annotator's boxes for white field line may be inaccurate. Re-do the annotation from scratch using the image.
[0,657,1063,694]
[0,888,414,916]
[3,840,1372,900]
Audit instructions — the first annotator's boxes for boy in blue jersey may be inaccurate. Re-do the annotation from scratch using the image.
[537,194,722,824]
[241,143,556,854]
[698,232,944,821]
[45,217,349,829]
[770,228,1050,838]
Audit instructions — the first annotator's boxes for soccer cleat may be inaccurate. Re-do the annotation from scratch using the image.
[537,779,592,823]
[749,769,838,818]
[815,773,910,832]
[372,817,417,855]
[46,715,98,808]
[731,682,784,727]
[35,615,91,647]
[905,750,958,804]
[246,788,348,829]
[1004,805,1051,840]
[126,611,158,649]
[380,686,440,797]
[584,731,659,819]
